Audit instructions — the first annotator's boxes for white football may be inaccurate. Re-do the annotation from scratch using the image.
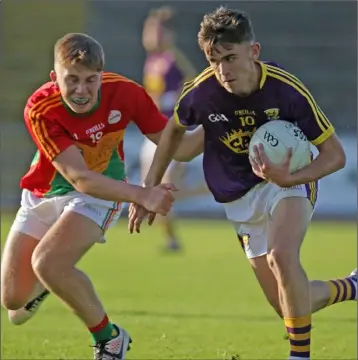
[249,120,311,173]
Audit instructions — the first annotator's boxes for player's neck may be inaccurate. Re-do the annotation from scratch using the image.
[233,62,262,97]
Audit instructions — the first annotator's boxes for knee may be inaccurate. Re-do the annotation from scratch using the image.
[31,249,57,283]
[267,248,299,278]
[1,287,26,311]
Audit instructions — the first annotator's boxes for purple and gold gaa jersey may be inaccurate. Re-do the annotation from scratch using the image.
[174,61,335,203]
[143,48,196,118]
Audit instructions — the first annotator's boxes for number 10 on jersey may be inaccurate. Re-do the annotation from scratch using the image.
[239,116,255,126]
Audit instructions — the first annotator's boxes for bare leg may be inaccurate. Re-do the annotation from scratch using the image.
[1,230,41,310]
[267,198,313,359]
[31,211,105,327]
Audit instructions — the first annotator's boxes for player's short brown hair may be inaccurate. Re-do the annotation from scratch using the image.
[198,6,255,53]
[54,33,104,71]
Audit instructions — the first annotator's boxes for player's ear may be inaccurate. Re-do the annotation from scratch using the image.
[50,70,57,84]
[251,42,261,60]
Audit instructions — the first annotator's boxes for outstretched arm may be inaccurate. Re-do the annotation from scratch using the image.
[53,145,147,204]
[145,124,204,162]
[128,118,188,234]
[52,146,175,215]
[144,117,187,187]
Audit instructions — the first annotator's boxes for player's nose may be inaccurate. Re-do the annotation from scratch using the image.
[74,83,87,95]
[218,62,230,78]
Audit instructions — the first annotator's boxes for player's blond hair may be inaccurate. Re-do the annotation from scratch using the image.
[54,33,104,71]
[198,6,255,54]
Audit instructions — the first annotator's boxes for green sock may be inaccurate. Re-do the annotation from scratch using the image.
[89,315,118,343]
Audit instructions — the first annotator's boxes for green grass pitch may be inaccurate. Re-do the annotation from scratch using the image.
[1,215,356,359]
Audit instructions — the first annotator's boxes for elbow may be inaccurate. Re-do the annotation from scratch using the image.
[334,135,347,170]
[335,149,346,170]
[173,148,200,162]
[68,171,93,195]
[173,154,193,162]
[328,145,346,172]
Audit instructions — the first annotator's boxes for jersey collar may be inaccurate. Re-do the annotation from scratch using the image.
[256,61,267,89]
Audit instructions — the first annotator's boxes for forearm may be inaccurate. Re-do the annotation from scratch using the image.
[145,126,185,186]
[75,171,145,204]
[172,127,204,162]
[290,150,345,185]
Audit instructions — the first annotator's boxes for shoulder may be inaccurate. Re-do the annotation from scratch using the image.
[101,72,140,88]
[25,82,62,119]
[178,66,216,104]
[101,72,146,97]
[263,61,311,94]
[262,60,318,107]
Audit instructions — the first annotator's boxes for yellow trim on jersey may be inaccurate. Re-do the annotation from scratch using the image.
[174,67,215,127]
[309,180,317,207]
[266,65,332,128]
[257,61,268,89]
[266,65,332,129]
[173,111,187,127]
[178,67,215,101]
[266,66,335,146]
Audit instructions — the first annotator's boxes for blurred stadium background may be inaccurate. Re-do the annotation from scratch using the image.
[1,2,357,359]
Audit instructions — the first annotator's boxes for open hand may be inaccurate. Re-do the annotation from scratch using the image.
[128,183,177,234]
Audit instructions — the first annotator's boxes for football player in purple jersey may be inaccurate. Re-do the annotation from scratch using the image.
[130,6,357,359]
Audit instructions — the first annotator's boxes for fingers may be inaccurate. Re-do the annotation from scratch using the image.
[128,204,136,234]
[148,212,156,226]
[128,204,147,234]
[249,156,259,173]
[257,144,271,167]
[250,144,269,179]
[249,157,263,178]
[284,147,293,165]
[252,145,262,167]
[134,212,144,233]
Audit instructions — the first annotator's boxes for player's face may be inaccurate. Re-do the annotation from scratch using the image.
[51,64,102,114]
[205,42,261,95]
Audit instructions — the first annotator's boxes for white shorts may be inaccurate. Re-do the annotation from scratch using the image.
[11,189,123,243]
[224,181,318,259]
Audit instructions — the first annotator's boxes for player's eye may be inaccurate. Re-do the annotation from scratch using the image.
[67,77,78,84]
[227,56,236,62]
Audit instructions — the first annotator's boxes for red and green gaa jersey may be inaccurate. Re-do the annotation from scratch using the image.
[21,72,167,197]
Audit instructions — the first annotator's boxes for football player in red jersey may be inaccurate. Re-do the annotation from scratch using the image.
[0,33,203,360]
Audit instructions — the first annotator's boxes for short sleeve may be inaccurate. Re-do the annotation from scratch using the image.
[24,105,74,161]
[289,85,335,146]
[173,84,199,128]
[132,85,168,134]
